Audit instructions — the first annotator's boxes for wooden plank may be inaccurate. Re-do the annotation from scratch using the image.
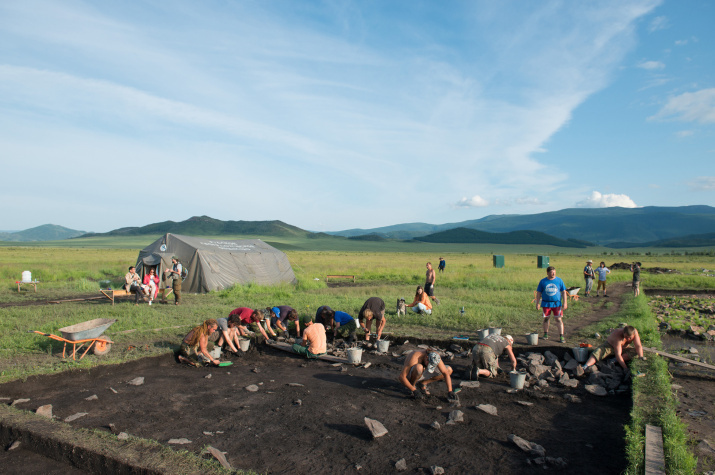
[645,424,666,475]
[266,340,350,364]
[643,346,715,371]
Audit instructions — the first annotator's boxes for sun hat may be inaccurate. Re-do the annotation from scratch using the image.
[587,259,593,263]
[427,352,441,373]
[505,335,514,344]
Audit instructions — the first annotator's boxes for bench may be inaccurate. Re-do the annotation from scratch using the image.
[16,281,38,292]
[99,288,172,305]
[325,275,356,283]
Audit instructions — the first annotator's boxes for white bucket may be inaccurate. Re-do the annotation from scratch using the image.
[526,333,539,345]
[209,347,221,359]
[572,347,589,363]
[238,338,250,352]
[347,347,363,364]
[489,327,502,336]
[21,271,32,283]
[376,340,390,353]
[510,371,527,390]
[477,329,490,340]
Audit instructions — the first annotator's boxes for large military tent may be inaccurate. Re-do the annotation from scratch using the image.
[135,233,296,293]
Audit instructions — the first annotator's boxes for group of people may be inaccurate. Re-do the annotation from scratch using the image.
[123,256,184,305]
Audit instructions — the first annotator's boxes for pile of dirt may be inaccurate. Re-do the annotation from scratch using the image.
[609,262,678,274]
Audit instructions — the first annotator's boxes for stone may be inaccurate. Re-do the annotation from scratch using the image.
[689,347,699,354]
[287,383,304,387]
[293,399,302,406]
[562,379,579,388]
[459,381,481,389]
[563,359,579,371]
[117,432,129,441]
[585,384,608,396]
[564,394,582,403]
[516,401,533,406]
[574,364,585,378]
[10,398,30,406]
[559,373,569,383]
[431,421,441,430]
[168,438,191,444]
[7,440,20,451]
[430,466,445,475]
[418,344,429,349]
[64,412,88,422]
[395,458,408,471]
[538,380,548,388]
[671,384,683,390]
[448,410,465,422]
[392,352,401,357]
[476,404,498,416]
[206,446,233,470]
[127,377,144,386]
[35,405,53,418]
[252,367,260,373]
[508,434,546,457]
[331,363,342,367]
[696,439,715,457]
[365,417,388,438]
[543,351,558,366]
[528,363,549,377]
[546,457,568,468]
[245,385,259,392]
[85,394,98,401]
[205,374,212,379]
[110,387,118,394]
[563,352,572,362]
[552,360,562,372]
[203,431,214,436]
[362,363,371,369]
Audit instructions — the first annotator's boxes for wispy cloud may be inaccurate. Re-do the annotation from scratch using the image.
[456,195,489,208]
[637,60,665,70]
[674,39,687,46]
[650,88,715,123]
[675,130,694,138]
[576,191,637,208]
[687,176,715,191]
[648,15,668,32]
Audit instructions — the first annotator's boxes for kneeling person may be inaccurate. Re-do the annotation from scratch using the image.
[319,307,357,344]
[399,350,455,401]
[292,319,327,359]
[469,334,516,379]
[178,319,221,366]
[583,325,644,371]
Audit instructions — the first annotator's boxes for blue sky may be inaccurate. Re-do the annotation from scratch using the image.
[1,0,713,233]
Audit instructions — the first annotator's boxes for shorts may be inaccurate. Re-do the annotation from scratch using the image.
[473,345,499,378]
[425,283,435,297]
[542,307,563,318]
[590,342,636,363]
[597,281,607,290]
[408,364,442,382]
[335,320,357,338]
[633,281,640,290]
[179,342,211,363]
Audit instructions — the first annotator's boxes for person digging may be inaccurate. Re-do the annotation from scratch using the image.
[582,325,645,372]
[468,334,516,380]
[399,350,456,402]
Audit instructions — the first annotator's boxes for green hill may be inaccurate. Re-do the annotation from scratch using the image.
[610,232,715,248]
[413,227,589,247]
[0,224,86,242]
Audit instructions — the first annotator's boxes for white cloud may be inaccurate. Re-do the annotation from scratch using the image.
[687,176,715,191]
[456,195,489,208]
[576,191,637,208]
[637,60,665,70]
[650,88,715,123]
[674,39,687,46]
[675,130,694,138]
[648,16,668,32]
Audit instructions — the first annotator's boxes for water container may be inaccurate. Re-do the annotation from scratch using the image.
[489,327,502,336]
[209,347,221,359]
[572,347,589,363]
[376,340,390,353]
[238,338,250,352]
[510,371,527,389]
[22,271,32,283]
[526,332,539,345]
[347,347,363,364]
[476,329,490,340]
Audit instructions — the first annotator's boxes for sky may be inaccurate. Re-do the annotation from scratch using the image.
[1,0,713,233]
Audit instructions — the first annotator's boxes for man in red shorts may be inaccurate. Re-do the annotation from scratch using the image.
[535,266,568,343]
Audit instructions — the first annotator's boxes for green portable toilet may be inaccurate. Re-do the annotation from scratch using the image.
[493,255,504,268]
[537,256,549,268]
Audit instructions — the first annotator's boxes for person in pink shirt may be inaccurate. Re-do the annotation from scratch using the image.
[292,319,326,358]
[142,267,160,305]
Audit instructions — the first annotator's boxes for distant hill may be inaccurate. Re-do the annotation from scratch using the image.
[330,206,715,246]
[414,228,590,247]
[79,216,313,239]
[609,232,715,248]
[0,224,86,242]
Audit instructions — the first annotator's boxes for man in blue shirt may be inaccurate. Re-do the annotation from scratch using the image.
[535,266,568,343]
[317,306,357,344]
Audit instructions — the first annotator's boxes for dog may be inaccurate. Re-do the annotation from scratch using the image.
[396,298,406,316]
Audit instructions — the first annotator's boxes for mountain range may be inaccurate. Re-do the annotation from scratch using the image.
[0,224,86,242]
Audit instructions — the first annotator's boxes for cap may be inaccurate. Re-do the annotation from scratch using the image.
[505,334,514,344]
[427,352,441,373]
[171,255,178,260]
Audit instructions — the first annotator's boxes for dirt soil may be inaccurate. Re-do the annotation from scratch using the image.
[0,283,642,474]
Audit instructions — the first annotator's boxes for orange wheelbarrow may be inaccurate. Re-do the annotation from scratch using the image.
[30,318,116,360]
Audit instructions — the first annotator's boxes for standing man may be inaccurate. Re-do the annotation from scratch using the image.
[124,266,144,305]
[631,262,641,297]
[438,257,446,273]
[424,262,440,305]
[358,297,386,341]
[583,259,595,297]
[535,266,568,343]
[595,261,611,297]
[468,334,516,380]
[292,319,327,359]
[399,350,456,401]
[162,256,183,305]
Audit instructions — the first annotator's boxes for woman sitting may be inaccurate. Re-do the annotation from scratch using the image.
[407,285,433,315]
[142,267,160,305]
[178,319,221,366]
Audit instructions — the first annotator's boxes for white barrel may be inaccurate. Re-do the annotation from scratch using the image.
[21,271,32,283]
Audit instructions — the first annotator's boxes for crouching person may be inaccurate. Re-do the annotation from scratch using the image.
[292,319,327,359]
[399,349,456,402]
[230,307,275,343]
[468,334,516,380]
[178,319,221,366]
[316,306,357,345]
[583,325,645,371]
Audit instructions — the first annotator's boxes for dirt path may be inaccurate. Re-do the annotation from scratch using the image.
[565,281,629,339]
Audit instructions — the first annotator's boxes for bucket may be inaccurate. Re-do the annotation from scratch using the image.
[238,338,250,352]
[376,340,390,353]
[21,271,32,283]
[476,329,490,340]
[209,347,221,359]
[347,347,363,364]
[489,327,502,336]
[510,370,527,390]
[526,333,539,345]
[572,347,589,363]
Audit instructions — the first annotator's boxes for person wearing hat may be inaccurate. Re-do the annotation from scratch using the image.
[399,349,456,401]
[438,257,446,273]
[161,256,183,305]
[468,333,516,380]
[583,259,595,297]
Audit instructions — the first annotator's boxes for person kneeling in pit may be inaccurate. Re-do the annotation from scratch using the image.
[583,325,645,371]
[468,334,516,380]
[316,306,357,345]
[230,307,275,342]
[399,349,456,401]
[292,319,327,359]
[178,319,221,366]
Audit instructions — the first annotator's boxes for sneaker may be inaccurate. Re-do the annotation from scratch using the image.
[148,300,152,306]
[560,336,565,343]
[543,333,549,340]
[604,294,608,298]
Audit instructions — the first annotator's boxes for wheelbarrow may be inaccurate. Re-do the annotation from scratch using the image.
[566,287,581,302]
[30,318,116,360]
